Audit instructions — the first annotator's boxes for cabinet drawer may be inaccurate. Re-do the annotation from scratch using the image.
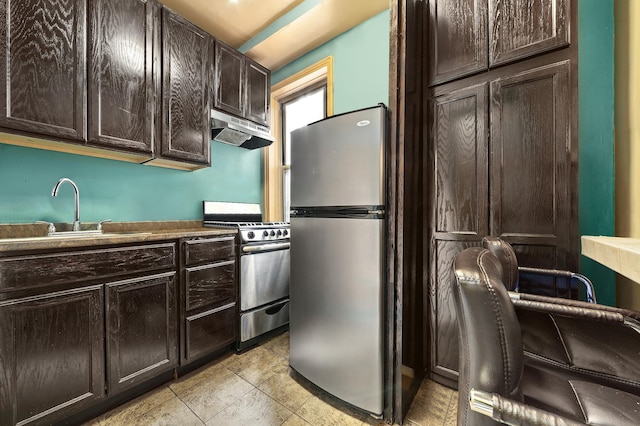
[185,260,235,311]
[184,236,235,266]
[0,243,176,294]
[184,303,235,363]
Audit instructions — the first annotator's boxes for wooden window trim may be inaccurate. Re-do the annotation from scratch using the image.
[264,56,334,221]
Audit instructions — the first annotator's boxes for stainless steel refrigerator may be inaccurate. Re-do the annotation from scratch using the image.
[289,104,386,416]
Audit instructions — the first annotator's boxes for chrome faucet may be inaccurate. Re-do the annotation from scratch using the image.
[51,178,81,231]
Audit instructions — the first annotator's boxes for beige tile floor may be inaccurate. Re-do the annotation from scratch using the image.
[84,332,458,426]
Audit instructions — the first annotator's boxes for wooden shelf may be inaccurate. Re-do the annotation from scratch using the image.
[582,236,640,283]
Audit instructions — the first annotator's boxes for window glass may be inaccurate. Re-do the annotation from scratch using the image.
[281,86,326,221]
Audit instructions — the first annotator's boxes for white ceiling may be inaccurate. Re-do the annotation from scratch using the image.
[158,0,389,71]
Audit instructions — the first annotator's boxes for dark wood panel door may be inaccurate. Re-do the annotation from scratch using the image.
[489,60,571,266]
[0,285,104,426]
[183,303,235,364]
[428,83,488,384]
[0,0,86,140]
[245,58,270,126]
[214,41,244,118]
[428,0,488,85]
[489,0,569,66]
[88,0,158,154]
[160,7,211,166]
[432,83,489,240]
[105,272,177,395]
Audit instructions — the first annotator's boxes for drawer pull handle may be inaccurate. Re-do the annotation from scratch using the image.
[265,302,287,315]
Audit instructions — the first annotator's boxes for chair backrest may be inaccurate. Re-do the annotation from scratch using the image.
[482,236,519,291]
[452,247,524,426]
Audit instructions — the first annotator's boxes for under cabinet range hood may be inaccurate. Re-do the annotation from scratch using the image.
[210,109,274,150]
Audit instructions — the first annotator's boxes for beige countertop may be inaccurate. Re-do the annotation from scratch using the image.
[0,220,236,253]
[581,236,640,283]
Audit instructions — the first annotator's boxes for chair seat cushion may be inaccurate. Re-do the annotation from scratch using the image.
[522,364,640,425]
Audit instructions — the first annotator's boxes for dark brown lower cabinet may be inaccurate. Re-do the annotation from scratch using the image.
[105,271,178,395]
[0,285,105,426]
[180,236,236,365]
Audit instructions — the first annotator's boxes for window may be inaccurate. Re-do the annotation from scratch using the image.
[264,57,334,222]
[280,86,327,222]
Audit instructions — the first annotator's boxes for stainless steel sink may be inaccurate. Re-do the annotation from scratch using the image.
[0,231,152,243]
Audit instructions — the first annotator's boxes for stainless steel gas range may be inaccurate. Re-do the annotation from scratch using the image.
[203,201,290,350]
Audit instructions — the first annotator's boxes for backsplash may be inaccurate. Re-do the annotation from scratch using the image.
[0,141,262,224]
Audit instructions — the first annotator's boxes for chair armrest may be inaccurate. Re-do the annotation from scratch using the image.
[470,389,584,426]
[518,267,597,303]
[509,291,640,324]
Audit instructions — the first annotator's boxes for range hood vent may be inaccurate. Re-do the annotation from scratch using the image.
[211,109,274,150]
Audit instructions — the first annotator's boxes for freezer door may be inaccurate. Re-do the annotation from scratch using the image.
[289,216,383,415]
[290,106,385,208]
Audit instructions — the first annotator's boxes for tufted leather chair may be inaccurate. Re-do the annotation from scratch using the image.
[452,247,640,425]
[482,236,597,303]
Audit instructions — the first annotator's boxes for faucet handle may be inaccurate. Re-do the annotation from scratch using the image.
[36,221,56,235]
[97,219,112,231]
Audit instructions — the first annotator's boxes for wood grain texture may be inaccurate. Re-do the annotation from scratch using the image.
[490,61,570,253]
[184,236,235,266]
[433,83,488,237]
[0,285,104,426]
[105,272,177,395]
[0,243,176,296]
[214,40,244,118]
[0,0,86,140]
[428,0,488,85]
[185,260,235,311]
[245,58,270,126]
[160,7,211,166]
[429,240,479,384]
[489,0,569,66]
[184,303,235,363]
[88,0,157,154]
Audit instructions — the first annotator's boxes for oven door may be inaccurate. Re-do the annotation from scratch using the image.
[240,241,290,311]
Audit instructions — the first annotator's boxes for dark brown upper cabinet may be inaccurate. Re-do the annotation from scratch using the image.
[245,59,270,126]
[428,0,569,85]
[214,40,271,126]
[156,7,212,168]
[428,0,488,85]
[214,42,244,118]
[88,0,158,155]
[0,0,87,141]
[489,0,569,66]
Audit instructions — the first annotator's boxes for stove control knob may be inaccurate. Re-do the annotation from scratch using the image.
[263,230,269,238]
[283,230,288,236]
[247,231,255,239]
[270,230,276,237]
[276,230,282,236]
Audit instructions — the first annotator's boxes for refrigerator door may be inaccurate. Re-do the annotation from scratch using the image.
[289,215,383,415]
[290,105,386,208]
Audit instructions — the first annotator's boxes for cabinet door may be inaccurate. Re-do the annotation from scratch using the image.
[428,0,488,85]
[489,61,573,270]
[105,272,177,395]
[245,59,270,126]
[0,0,86,140]
[160,8,211,166]
[489,0,569,66]
[0,286,104,426]
[428,83,488,383]
[88,0,158,155]
[214,41,245,118]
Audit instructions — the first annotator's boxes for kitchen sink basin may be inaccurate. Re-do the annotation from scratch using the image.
[0,231,152,243]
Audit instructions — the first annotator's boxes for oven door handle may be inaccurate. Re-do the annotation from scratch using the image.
[242,242,290,253]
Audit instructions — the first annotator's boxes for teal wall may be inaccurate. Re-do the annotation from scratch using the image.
[0,9,389,226]
[272,10,390,114]
[579,0,616,306]
[0,142,262,224]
